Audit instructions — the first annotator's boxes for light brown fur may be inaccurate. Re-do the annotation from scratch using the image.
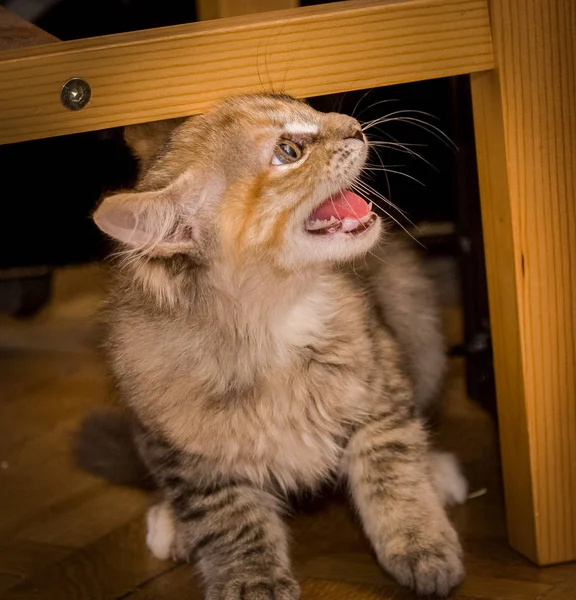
[85,94,466,599]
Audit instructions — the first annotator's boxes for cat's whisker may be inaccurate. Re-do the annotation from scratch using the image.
[351,179,411,220]
[355,98,400,120]
[279,22,305,94]
[368,116,457,152]
[350,89,373,118]
[349,183,422,246]
[256,47,265,93]
[368,139,437,171]
[350,181,413,227]
[263,24,279,94]
[367,249,392,266]
[388,117,457,151]
[352,181,420,234]
[365,143,394,203]
[361,108,440,132]
[365,108,439,123]
[366,139,427,148]
[363,167,425,187]
[364,163,406,169]
[350,89,380,119]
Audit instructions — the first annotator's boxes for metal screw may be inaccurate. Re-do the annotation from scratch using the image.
[61,78,91,111]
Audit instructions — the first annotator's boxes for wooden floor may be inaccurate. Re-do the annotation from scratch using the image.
[0,263,574,599]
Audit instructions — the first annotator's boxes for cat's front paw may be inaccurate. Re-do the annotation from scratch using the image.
[206,571,300,600]
[382,522,464,597]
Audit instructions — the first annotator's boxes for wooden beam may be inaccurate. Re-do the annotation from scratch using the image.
[470,0,576,565]
[0,0,493,145]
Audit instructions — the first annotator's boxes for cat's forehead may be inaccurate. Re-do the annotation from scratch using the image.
[214,94,322,132]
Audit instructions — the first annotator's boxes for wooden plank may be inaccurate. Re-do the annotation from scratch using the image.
[470,0,576,565]
[15,485,149,548]
[0,0,493,145]
[1,518,174,600]
[542,580,576,600]
[0,540,71,578]
[0,6,57,52]
[297,554,556,600]
[0,575,22,596]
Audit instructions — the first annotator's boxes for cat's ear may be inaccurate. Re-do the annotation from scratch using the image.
[124,117,186,168]
[93,173,201,253]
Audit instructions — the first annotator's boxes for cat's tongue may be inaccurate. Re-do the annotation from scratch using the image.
[308,191,370,223]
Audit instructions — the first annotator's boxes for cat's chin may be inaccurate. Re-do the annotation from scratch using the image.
[288,213,382,266]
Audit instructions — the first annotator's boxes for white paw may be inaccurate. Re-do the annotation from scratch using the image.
[430,451,468,506]
[146,502,175,561]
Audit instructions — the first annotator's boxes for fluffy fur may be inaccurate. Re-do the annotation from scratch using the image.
[82,94,466,599]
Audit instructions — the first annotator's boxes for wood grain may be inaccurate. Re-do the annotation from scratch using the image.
[0,0,493,145]
[470,0,576,565]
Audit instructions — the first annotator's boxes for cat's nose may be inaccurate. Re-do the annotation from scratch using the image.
[347,129,365,142]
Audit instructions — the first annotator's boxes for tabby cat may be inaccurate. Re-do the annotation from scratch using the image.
[80,93,467,599]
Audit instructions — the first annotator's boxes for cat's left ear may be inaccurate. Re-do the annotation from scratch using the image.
[93,173,207,254]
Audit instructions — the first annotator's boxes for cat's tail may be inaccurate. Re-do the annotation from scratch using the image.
[430,450,469,506]
[73,409,156,491]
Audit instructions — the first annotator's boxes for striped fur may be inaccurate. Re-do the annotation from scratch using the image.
[87,94,465,599]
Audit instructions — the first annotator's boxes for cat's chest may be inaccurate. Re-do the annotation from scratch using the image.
[129,278,378,489]
[173,323,377,490]
[185,370,371,491]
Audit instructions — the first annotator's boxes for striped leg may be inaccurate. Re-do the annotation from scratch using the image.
[155,476,299,600]
[343,406,464,596]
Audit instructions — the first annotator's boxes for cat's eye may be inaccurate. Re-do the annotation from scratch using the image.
[271,140,303,166]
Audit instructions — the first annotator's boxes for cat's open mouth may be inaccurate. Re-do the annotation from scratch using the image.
[305,191,377,236]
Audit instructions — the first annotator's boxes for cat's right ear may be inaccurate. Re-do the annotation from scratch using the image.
[124,118,186,168]
[93,173,204,254]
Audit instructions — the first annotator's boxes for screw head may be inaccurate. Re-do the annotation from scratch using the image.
[61,78,91,111]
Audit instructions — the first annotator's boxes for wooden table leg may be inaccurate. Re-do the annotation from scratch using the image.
[470,0,576,565]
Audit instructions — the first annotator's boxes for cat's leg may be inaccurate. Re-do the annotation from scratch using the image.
[158,476,299,600]
[343,405,464,597]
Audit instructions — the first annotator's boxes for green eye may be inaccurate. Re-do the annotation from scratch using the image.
[271,140,303,165]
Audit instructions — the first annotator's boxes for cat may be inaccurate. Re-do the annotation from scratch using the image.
[79,93,467,599]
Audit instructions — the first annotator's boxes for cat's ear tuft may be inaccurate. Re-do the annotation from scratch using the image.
[93,174,199,254]
[124,117,186,168]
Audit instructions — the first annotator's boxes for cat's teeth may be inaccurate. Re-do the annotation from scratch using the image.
[340,217,363,232]
[306,215,340,231]
[368,201,373,211]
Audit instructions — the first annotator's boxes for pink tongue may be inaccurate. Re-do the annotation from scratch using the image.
[309,191,370,222]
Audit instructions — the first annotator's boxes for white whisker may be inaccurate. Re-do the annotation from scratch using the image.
[362,167,425,187]
[354,97,399,120]
[350,89,376,118]
[350,182,422,247]
[368,137,437,171]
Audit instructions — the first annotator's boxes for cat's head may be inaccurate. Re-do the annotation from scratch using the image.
[94,94,381,270]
